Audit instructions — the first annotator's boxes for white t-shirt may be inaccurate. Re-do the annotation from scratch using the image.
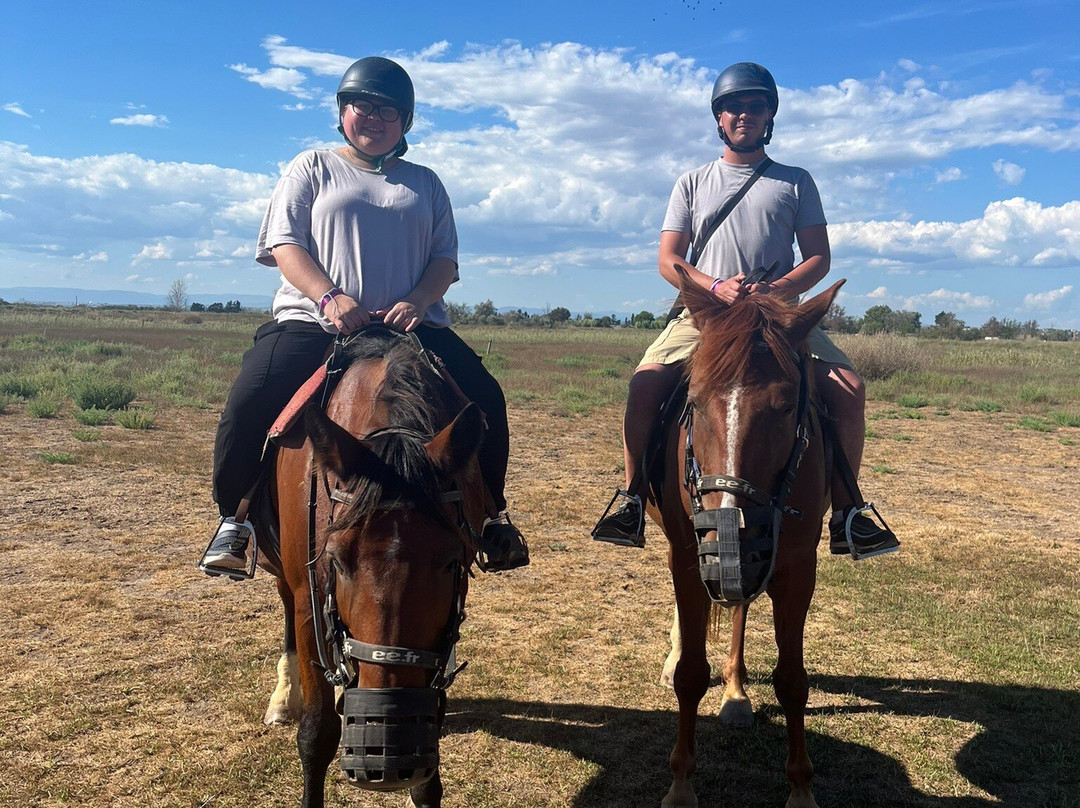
[662,157,826,282]
[257,149,459,330]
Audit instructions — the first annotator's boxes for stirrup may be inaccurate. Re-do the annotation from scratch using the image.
[197,517,258,581]
[591,489,645,547]
[841,502,898,561]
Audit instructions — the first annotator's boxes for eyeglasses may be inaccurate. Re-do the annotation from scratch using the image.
[720,101,769,117]
[346,99,401,123]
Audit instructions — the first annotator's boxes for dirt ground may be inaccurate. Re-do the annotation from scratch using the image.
[0,402,1077,808]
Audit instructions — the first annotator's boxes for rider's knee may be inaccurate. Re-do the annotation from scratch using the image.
[629,363,680,407]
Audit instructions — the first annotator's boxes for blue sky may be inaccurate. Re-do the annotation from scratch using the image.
[2,0,1078,327]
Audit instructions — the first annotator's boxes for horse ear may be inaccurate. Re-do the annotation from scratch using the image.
[304,405,379,479]
[789,279,845,345]
[677,265,726,330]
[425,402,486,477]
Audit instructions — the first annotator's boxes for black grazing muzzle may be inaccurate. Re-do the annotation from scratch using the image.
[340,686,443,790]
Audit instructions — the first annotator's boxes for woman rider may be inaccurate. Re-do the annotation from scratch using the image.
[199,56,529,576]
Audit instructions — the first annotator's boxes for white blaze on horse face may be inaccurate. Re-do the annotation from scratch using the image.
[721,385,742,510]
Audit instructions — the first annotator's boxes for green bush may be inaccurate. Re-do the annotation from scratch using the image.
[72,428,101,442]
[27,399,60,418]
[40,451,76,465]
[0,377,40,398]
[897,393,930,408]
[73,381,136,411]
[74,408,113,426]
[115,408,156,430]
[1049,411,1080,428]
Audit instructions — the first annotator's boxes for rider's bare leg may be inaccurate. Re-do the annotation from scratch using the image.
[623,362,685,492]
[815,361,865,510]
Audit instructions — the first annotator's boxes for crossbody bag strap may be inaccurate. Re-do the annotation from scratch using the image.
[666,157,773,323]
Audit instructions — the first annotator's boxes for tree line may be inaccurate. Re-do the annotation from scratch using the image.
[820,303,1077,341]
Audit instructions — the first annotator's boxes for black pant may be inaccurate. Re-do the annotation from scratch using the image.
[212,320,510,516]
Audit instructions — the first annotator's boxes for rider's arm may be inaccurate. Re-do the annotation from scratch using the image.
[659,230,748,306]
[271,243,369,334]
[378,257,458,333]
[755,224,831,302]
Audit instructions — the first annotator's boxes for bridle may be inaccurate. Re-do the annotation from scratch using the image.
[681,345,812,605]
[306,424,479,690]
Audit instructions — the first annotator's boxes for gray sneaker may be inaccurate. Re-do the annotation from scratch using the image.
[199,519,253,578]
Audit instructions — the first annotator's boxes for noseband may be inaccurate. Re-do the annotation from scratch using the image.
[682,347,812,606]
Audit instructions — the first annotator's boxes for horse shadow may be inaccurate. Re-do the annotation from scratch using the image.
[448,674,1079,807]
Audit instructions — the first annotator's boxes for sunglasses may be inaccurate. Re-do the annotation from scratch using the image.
[720,101,769,117]
[346,99,401,123]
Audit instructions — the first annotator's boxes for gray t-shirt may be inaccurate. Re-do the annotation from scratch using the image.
[662,157,826,282]
[257,149,458,330]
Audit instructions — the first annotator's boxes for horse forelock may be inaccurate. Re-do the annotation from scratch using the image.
[330,331,459,535]
[689,295,801,401]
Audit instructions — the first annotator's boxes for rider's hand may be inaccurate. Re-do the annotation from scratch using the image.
[377,300,426,333]
[325,294,370,335]
[747,281,773,296]
[711,274,749,305]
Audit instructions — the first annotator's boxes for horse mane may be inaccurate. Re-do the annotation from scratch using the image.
[688,294,802,399]
[329,329,463,534]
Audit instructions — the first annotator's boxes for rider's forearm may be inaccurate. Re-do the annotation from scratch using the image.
[403,257,457,309]
[659,250,716,292]
[771,253,829,299]
[271,244,339,302]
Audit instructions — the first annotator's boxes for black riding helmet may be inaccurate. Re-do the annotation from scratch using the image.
[710,62,778,152]
[336,57,414,165]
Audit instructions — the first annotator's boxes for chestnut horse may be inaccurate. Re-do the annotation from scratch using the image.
[648,273,843,808]
[256,327,488,808]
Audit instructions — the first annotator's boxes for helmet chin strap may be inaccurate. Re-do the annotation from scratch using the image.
[337,123,407,171]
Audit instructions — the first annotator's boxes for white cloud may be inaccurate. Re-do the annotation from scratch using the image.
[898,58,920,73]
[4,103,31,118]
[110,114,169,127]
[934,167,964,183]
[73,251,108,262]
[865,286,890,300]
[902,288,995,311]
[132,242,172,261]
[992,159,1025,185]
[228,62,313,98]
[125,274,140,281]
[1024,285,1073,308]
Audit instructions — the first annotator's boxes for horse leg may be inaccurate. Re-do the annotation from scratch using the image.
[660,603,681,688]
[662,564,711,808]
[770,560,819,808]
[408,771,443,808]
[265,577,303,725]
[295,606,340,808]
[718,603,754,727]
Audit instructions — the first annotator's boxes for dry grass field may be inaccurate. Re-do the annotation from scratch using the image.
[1,312,1078,808]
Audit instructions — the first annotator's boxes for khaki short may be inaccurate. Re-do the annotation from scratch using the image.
[639,309,852,369]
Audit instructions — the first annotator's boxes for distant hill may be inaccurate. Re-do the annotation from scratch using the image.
[0,286,274,311]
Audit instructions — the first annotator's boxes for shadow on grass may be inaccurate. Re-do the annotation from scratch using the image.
[449,674,1079,808]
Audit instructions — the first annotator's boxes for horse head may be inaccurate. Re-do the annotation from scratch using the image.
[299,333,487,792]
[674,268,843,604]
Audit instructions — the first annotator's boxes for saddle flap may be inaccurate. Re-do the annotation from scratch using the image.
[267,363,328,446]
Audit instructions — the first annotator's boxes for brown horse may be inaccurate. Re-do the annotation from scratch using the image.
[256,327,488,808]
[649,272,843,808]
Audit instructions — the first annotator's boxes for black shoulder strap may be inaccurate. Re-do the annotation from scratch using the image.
[665,157,773,323]
[689,157,772,266]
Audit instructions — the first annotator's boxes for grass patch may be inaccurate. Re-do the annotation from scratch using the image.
[893,434,913,441]
[74,408,113,426]
[870,464,896,473]
[27,399,61,418]
[1016,416,1056,433]
[72,428,101,442]
[0,377,41,398]
[959,400,1004,413]
[896,393,930,408]
[39,451,76,465]
[1050,411,1080,428]
[72,380,136,411]
[833,333,925,381]
[114,408,156,430]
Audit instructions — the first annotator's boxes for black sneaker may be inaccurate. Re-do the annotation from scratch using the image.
[199,519,253,577]
[478,511,530,572]
[829,505,899,559]
[592,495,645,548]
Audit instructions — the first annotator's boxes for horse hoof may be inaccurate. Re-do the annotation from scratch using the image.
[785,791,819,808]
[718,696,754,727]
[262,707,295,726]
[659,667,676,689]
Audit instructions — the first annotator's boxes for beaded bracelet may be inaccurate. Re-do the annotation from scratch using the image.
[318,287,343,314]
